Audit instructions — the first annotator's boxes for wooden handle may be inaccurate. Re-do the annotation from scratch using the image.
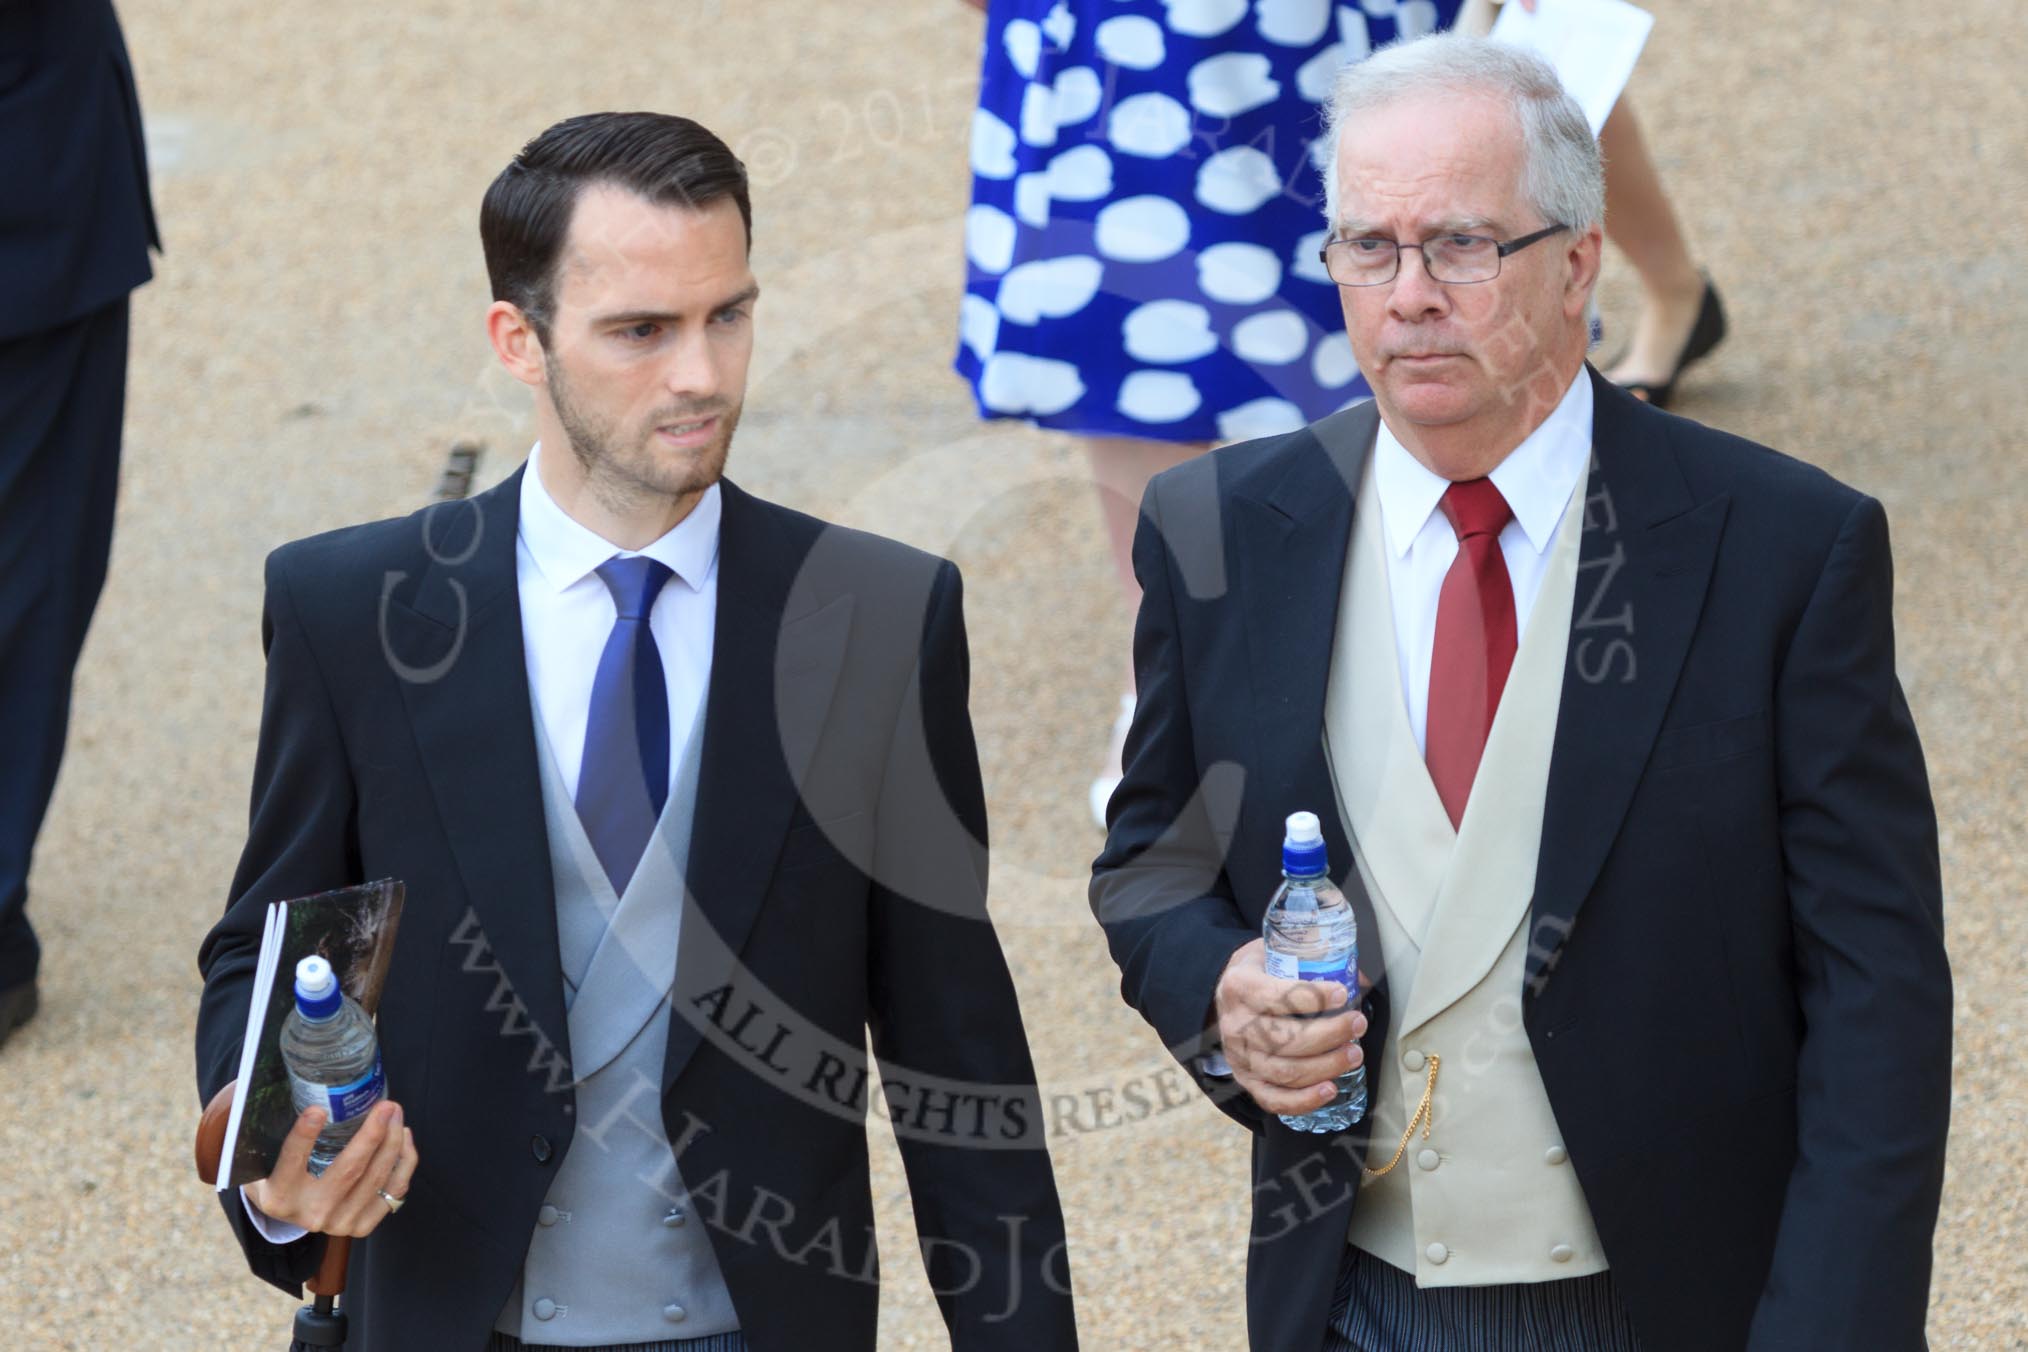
[309,1236,352,1296]
[196,1078,353,1297]
[195,1081,236,1186]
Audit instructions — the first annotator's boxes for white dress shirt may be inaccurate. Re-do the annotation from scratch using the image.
[244,444,721,1243]
[516,441,720,798]
[1373,370,1593,753]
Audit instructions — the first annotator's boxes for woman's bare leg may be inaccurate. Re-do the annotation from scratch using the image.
[1085,434,1211,629]
[1598,99,1710,394]
[1083,434,1209,819]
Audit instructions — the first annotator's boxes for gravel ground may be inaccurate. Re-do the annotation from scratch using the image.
[0,1,2022,1348]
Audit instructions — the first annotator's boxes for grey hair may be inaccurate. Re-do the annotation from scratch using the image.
[1320,32,1604,235]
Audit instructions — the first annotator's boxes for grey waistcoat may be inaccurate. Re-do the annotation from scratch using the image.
[493,719,740,1345]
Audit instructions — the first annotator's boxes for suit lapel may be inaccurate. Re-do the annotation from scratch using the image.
[662,480,852,1093]
[1324,464,1455,952]
[1235,402,1382,995]
[1527,370,1730,999]
[384,466,572,1075]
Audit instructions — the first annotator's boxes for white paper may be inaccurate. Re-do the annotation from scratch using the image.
[215,902,283,1190]
[1489,0,1655,134]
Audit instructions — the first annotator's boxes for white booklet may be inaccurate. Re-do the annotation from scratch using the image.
[1490,0,1656,133]
[213,880,405,1190]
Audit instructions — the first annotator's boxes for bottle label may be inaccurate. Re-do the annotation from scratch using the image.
[291,1053,386,1125]
[1265,950,1355,989]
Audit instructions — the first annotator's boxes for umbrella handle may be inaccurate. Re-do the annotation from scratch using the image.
[195,1082,234,1186]
[309,1237,352,1296]
[196,1080,353,1296]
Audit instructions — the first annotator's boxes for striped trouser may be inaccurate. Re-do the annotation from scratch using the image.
[486,1332,747,1352]
[1322,1246,1645,1352]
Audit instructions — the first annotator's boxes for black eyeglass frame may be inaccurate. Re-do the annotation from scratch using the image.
[1318,222,1571,287]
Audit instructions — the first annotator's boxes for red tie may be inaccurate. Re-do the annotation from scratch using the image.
[1426,479,1518,829]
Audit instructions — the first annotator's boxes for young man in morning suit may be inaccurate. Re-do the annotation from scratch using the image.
[1091,35,1950,1352]
[196,114,1077,1351]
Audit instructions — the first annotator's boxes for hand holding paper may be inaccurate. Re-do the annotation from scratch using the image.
[245,1100,418,1239]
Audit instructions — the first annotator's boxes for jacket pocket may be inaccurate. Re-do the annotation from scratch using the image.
[1649,709,1771,773]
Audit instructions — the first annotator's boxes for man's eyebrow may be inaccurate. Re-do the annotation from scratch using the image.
[713,283,761,312]
[589,284,761,328]
[1333,215,1501,238]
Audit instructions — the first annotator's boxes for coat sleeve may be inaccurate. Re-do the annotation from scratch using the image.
[863,560,1079,1349]
[193,547,356,1295]
[1088,475,1262,1131]
[1747,495,1951,1349]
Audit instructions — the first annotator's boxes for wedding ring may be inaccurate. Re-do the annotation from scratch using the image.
[378,1188,406,1214]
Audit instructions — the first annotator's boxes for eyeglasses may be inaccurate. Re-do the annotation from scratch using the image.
[1319,223,1569,286]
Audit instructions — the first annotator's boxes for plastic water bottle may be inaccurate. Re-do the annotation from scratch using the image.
[1262,811,1367,1133]
[278,956,386,1174]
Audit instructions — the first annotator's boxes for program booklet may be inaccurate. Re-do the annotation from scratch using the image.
[213,879,406,1191]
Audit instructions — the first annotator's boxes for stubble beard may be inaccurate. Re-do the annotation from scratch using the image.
[548,353,739,519]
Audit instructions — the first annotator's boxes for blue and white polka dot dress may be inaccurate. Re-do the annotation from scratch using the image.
[956,0,1460,443]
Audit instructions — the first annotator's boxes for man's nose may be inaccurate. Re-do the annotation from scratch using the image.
[661,328,721,402]
[1386,245,1450,322]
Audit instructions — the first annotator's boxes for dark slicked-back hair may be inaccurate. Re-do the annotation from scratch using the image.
[480,112,751,343]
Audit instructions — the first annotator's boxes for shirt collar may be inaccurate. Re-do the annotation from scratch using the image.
[1371,368,1593,559]
[517,442,721,595]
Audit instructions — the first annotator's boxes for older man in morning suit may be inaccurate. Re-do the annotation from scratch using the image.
[1091,35,1950,1352]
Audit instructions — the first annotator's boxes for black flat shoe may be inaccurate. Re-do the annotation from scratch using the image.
[0,979,37,1052]
[1616,276,1727,410]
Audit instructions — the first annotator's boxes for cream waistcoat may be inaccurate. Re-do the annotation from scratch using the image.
[1327,451,1605,1286]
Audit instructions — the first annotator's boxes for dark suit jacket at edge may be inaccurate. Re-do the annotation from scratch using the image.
[196,470,1078,1351]
[0,0,159,339]
[1090,367,1951,1352]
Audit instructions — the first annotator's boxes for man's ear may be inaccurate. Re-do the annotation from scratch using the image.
[1565,223,1605,317]
[486,301,547,389]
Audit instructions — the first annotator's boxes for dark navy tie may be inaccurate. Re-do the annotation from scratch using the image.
[577,556,674,894]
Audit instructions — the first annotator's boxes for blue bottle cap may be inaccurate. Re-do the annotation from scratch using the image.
[1282,811,1328,875]
[294,956,343,1021]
